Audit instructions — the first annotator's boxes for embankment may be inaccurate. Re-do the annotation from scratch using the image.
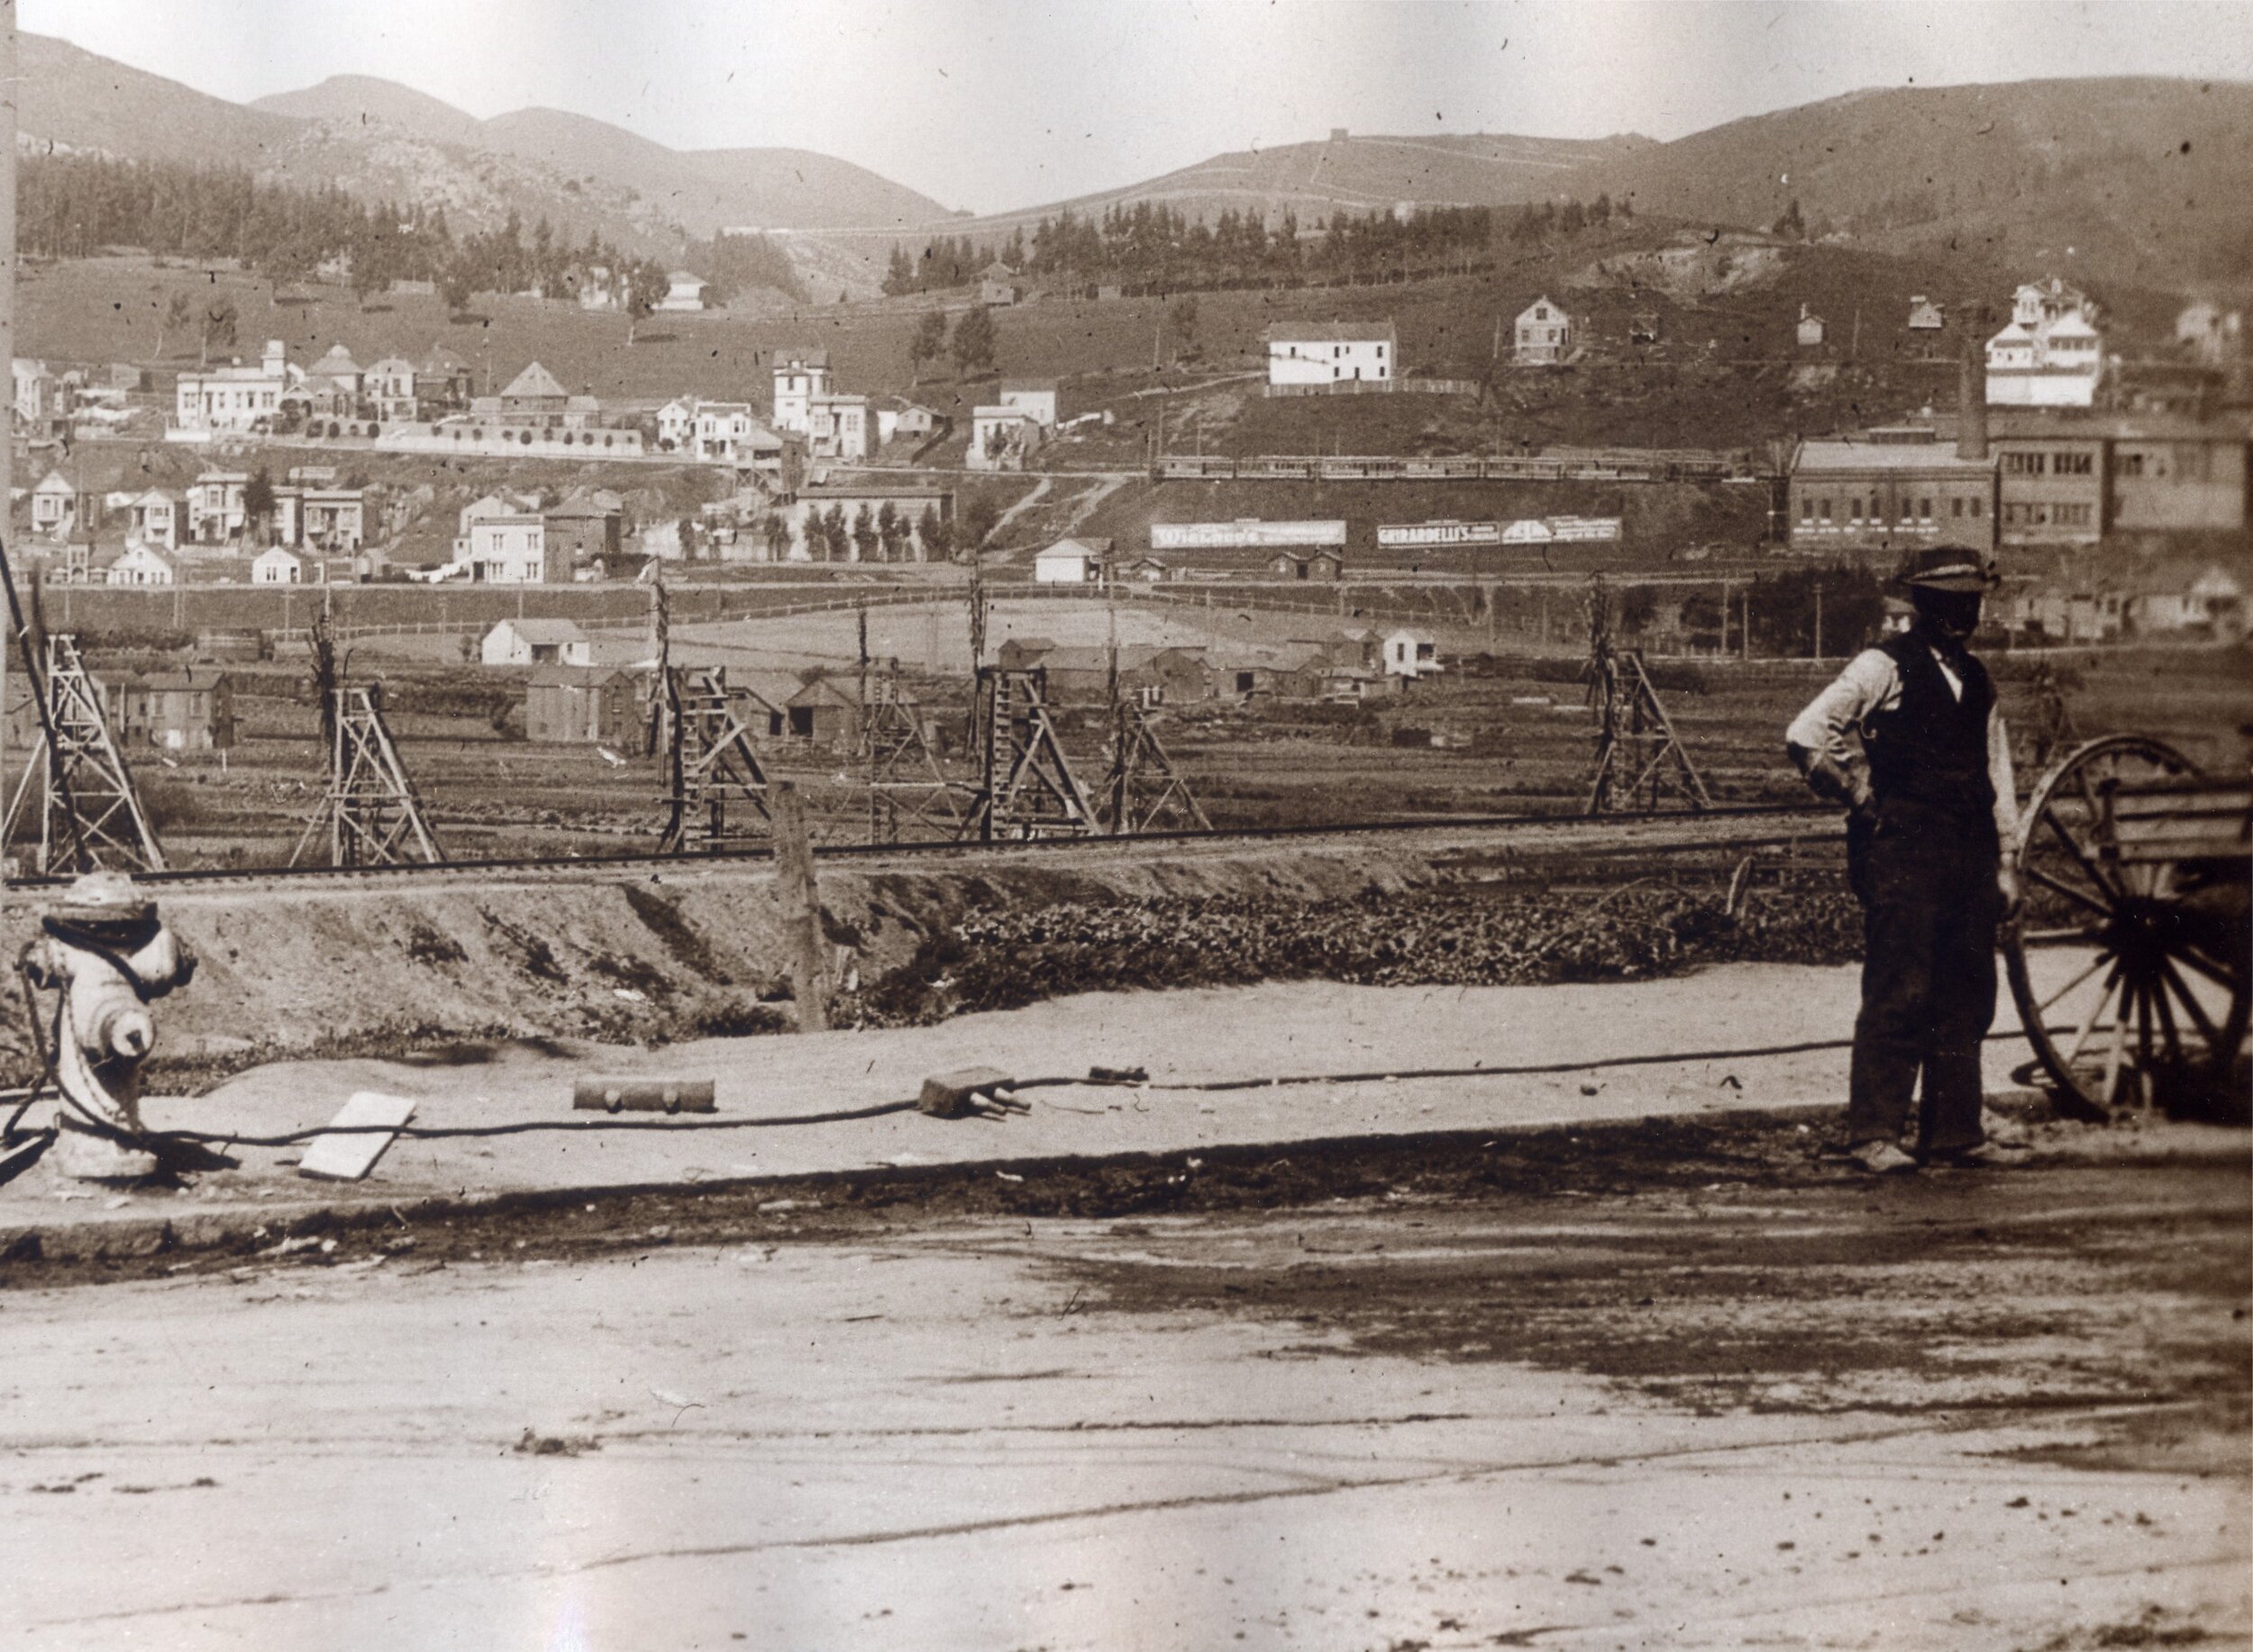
[0,836,1456,1079]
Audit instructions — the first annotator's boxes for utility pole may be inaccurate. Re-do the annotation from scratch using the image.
[771,782,828,1033]
[1741,586,1752,661]
[1813,580,1823,661]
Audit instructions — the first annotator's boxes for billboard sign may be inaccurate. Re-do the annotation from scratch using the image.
[1376,519,1503,548]
[1150,519,1347,551]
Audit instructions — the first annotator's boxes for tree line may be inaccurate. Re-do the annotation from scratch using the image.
[19,151,803,315]
[881,195,1631,298]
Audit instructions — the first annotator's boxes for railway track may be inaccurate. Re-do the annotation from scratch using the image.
[3,804,1840,898]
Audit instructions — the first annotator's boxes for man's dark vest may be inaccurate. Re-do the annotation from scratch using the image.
[1861,634,1994,817]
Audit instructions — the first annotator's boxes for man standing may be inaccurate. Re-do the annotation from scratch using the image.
[1786,547,2025,1173]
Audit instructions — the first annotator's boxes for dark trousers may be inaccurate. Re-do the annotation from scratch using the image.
[1846,799,2002,1152]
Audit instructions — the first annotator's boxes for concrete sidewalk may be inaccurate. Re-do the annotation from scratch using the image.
[0,962,2053,1258]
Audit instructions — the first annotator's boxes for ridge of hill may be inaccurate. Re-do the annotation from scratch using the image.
[908,131,1655,244]
[475,110,948,233]
[22,34,951,293]
[25,34,2249,308]
[248,74,482,142]
[21,32,303,167]
[1578,77,2253,291]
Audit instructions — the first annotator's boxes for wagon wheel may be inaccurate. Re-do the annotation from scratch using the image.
[2002,735,2250,1118]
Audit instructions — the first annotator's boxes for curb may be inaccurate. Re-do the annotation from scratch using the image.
[0,1092,2083,1268]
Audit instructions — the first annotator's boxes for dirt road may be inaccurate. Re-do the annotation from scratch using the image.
[3,1110,2243,1650]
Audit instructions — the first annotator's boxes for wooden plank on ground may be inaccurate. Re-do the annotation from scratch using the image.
[296,1091,417,1182]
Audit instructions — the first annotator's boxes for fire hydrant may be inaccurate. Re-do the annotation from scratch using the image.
[21,872,196,1182]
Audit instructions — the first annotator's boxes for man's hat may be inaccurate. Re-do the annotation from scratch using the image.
[1891,545,1997,594]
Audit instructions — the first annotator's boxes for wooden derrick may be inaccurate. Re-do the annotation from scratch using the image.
[1103,698,1209,835]
[863,670,964,844]
[1583,576,1712,816]
[962,667,1096,840]
[293,683,444,867]
[2,634,167,874]
[655,665,771,853]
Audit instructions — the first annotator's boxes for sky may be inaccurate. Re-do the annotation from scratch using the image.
[20,0,2253,214]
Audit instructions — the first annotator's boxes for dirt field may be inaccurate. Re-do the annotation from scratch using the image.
[4,1107,2242,1649]
[93,631,2250,869]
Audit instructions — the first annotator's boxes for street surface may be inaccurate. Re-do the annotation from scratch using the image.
[3,1109,2244,1650]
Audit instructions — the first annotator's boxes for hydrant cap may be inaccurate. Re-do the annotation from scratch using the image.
[50,870,155,928]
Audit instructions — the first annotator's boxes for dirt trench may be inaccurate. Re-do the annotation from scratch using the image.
[0,840,1440,1081]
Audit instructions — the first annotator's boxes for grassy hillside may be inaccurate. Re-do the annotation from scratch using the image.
[17,206,2185,462]
[907,131,1651,243]
[1580,78,2253,295]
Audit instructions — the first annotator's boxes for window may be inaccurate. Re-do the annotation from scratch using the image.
[2054,451,2093,476]
[1919,497,1933,521]
[2003,452,2047,476]
[1951,497,1965,518]
[1800,496,1813,522]
[1969,498,1983,518]
[1819,498,1831,523]
[1849,497,1863,524]
[2057,503,2093,526]
[2118,452,2146,478]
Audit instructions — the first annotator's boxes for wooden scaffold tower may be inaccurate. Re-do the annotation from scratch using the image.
[2,633,167,874]
[292,613,444,866]
[646,554,770,853]
[1102,697,1210,834]
[1582,575,1713,816]
[654,664,773,853]
[295,683,446,867]
[863,671,963,843]
[962,666,1098,840]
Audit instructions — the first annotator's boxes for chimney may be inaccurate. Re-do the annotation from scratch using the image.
[1957,343,1988,462]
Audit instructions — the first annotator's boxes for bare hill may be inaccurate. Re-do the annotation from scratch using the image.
[475,111,948,233]
[1580,78,2253,291]
[21,32,950,292]
[21,32,302,166]
[249,75,481,143]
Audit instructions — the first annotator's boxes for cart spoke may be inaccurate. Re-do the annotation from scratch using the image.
[2018,925,2107,946]
[2101,978,2132,1105]
[2135,980,2156,1108]
[2062,964,2126,1070]
[2175,944,2246,994]
[2039,806,2121,903]
[2158,958,2225,1052]
[2036,950,2112,1015]
[2150,972,2185,1071]
[2023,863,2114,920]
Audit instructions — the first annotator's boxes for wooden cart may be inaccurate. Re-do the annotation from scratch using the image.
[2002,736,2250,1117]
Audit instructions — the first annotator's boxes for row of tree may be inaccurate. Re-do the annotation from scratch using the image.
[905,305,999,381]
[789,500,957,564]
[881,195,1635,299]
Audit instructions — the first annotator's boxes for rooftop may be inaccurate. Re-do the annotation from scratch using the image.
[1795,440,1994,474]
[500,361,570,402]
[493,618,588,645]
[1262,321,1398,344]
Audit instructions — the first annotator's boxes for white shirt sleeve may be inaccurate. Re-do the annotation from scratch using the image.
[1784,648,1898,761]
[1989,705,2020,844]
